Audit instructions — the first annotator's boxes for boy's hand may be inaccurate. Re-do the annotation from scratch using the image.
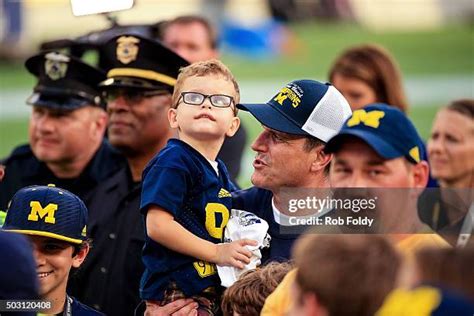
[215,239,258,269]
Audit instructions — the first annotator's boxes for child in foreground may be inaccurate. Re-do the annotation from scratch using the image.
[140,60,256,315]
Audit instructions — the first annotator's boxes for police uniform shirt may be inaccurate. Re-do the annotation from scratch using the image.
[67,165,143,316]
[0,140,126,212]
[140,139,234,300]
[232,187,300,263]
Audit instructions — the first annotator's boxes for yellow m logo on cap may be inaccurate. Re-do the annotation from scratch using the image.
[28,201,57,224]
[274,91,289,105]
[347,110,385,128]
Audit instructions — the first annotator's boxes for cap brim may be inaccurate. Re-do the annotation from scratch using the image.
[326,129,404,160]
[238,103,308,136]
[99,77,172,91]
[3,229,83,244]
[26,93,90,110]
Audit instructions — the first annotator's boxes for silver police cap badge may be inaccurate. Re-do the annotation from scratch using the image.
[44,52,70,81]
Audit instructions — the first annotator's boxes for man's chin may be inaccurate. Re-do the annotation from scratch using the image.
[32,149,61,163]
[251,173,272,190]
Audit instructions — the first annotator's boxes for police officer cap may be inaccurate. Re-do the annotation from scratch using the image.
[25,51,106,110]
[99,34,189,92]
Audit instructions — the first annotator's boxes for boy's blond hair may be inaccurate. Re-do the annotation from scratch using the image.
[221,262,293,316]
[172,59,240,113]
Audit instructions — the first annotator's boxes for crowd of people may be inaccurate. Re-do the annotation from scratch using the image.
[0,14,473,316]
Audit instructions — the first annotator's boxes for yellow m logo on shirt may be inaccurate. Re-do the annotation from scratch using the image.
[27,201,57,224]
[347,110,385,128]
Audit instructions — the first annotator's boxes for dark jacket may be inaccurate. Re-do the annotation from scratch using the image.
[0,141,126,212]
[68,166,144,316]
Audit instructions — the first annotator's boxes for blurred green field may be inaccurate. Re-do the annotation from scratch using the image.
[0,22,472,89]
[0,104,439,159]
[0,22,471,182]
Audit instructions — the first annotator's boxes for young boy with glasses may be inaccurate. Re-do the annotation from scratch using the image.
[140,59,257,315]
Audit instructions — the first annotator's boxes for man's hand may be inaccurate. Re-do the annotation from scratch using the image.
[215,239,258,269]
[144,299,198,316]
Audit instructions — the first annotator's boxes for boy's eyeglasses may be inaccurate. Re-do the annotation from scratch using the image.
[177,92,235,109]
[103,89,169,104]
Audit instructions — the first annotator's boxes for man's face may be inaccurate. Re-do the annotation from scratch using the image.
[162,22,218,63]
[330,138,430,233]
[329,138,415,188]
[30,236,87,298]
[251,127,320,191]
[106,89,172,155]
[29,106,104,164]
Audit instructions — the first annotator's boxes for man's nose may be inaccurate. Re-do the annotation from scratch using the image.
[251,131,269,153]
[107,95,131,112]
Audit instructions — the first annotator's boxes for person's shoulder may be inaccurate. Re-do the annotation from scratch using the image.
[232,187,273,215]
[396,232,451,257]
[233,186,273,203]
[1,144,35,165]
[96,140,126,163]
[149,139,205,171]
[157,139,194,162]
[70,296,105,315]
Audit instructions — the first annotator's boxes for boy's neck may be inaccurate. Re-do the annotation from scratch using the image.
[42,285,67,314]
[178,134,224,161]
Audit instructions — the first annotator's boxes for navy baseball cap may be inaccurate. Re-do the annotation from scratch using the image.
[326,103,425,164]
[25,51,106,110]
[3,185,88,244]
[99,34,189,92]
[238,79,352,142]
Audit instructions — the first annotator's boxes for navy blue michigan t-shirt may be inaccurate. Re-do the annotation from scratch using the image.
[140,139,234,300]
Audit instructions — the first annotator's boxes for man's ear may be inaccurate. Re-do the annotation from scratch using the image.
[72,243,90,268]
[90,108,108,137]
[412,160,429,188]
[225,116,240,137]
[168,108,179,129]
[311,149,333,173]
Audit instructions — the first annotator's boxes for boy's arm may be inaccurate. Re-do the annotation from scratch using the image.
[146,206,257,269]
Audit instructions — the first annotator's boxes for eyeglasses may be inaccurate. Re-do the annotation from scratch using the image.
[103,89,169,104]
[177,92,235,109]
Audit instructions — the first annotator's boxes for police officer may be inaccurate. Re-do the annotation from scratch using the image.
[67,34,189,316]
[0,52,126,213]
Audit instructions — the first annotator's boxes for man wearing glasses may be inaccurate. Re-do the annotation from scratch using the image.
[67,34,189,316]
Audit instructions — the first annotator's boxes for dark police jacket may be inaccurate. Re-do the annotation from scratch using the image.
[67,166,144,316]
[68,295,105,316]
[0,141,126,212]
